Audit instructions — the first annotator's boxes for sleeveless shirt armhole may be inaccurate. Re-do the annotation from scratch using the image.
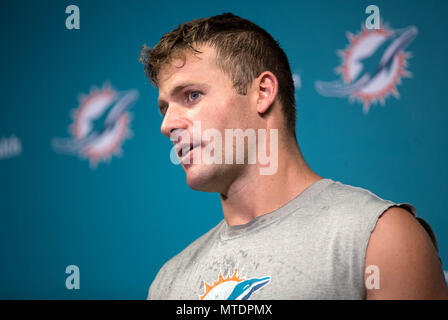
[364,202,440,255]
[388,203,439,253]
[361,202,443,291]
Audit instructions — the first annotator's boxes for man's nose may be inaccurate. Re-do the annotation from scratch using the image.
[160,106,188,139]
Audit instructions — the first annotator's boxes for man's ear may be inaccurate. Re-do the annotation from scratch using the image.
[255,71,278,115]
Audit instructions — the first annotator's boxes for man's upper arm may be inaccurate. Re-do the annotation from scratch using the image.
[365,206,448,299]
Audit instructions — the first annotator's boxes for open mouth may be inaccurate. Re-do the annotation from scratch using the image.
[178,143,197,159]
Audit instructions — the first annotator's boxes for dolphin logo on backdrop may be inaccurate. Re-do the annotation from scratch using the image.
[52,83,139,168]
[315,24,418,114]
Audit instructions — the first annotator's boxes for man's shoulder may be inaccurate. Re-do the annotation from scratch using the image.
[365,206,447,299]
[314,179,418,231]
[317,179,403,213]
[321,179,390,206]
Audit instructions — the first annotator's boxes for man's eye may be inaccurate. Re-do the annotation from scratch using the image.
[187,91,201,102]
[159,106,167,117]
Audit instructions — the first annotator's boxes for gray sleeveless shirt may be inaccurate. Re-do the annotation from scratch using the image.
[147,178,438,300]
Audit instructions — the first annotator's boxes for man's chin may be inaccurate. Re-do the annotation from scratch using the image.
[184,164,221,192]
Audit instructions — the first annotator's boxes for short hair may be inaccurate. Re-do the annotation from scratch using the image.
[139,12,297,140]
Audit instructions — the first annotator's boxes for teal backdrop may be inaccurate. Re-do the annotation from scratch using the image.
[0,0,447,299]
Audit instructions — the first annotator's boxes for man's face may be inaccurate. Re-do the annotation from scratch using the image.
[157,44,258,193]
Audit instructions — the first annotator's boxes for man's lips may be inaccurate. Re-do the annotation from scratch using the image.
[176,143,200,159]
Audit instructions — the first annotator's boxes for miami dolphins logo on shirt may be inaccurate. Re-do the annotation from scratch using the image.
[200,268,271,300]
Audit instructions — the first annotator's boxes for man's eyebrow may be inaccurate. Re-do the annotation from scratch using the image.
[158,82,210,109]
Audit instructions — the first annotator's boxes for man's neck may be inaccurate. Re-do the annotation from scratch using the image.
[220,144,322,226]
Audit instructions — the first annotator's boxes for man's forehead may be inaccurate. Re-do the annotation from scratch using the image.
[158,45,216,86]
[157,46,218,103]
[157,62,200,91]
